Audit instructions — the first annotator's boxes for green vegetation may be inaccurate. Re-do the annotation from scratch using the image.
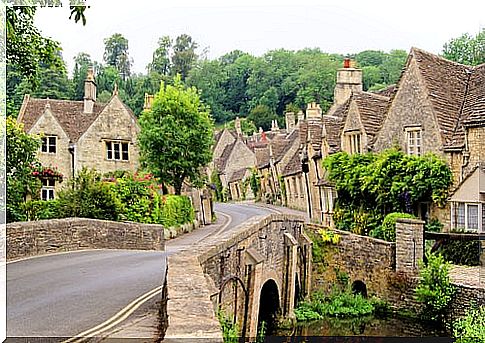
[138,76,214,195]
[370,212,416,241]
[443,28,485,66]
[415,252,456,322]
[323,148,452,239]
[436,240,480,266]
[217,309,239,343]
[453,305,485,342]
[210,170,224,202]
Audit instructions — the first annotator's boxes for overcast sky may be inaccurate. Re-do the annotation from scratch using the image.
[34,0,485,75]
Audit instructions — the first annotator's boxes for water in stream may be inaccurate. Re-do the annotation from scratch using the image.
[276,315,450,338]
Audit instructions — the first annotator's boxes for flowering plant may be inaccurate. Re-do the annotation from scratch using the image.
[31,164,63,182]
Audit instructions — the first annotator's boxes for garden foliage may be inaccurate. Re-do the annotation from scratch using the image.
[453,305,485,342]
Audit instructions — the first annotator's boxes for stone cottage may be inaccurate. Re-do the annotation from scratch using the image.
[18,68,140,199]
[374,48,485,231]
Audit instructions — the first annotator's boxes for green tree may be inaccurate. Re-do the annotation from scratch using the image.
[6,117,41,222]
[171,34,198,80]
[443,29,485,65]
[147,36,172,75]
[72,52,93,100]
[103,33,132,80]
[138,76,214,194]
[247,104,278,131]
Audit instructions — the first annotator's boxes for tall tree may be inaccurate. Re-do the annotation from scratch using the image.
[171,34,198,80]
[72,52,93,100]
[138,76,214,195]
[443,29,485,66]
[147,36,172,75]
[103,33,132,80]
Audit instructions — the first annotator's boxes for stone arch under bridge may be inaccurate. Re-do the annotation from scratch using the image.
[200,214,311,339]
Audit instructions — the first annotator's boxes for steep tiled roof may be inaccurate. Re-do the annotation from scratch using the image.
[228,168,247,183]
[281,150,302,177]
[372,84,397,98]
[323,115,343,154]
[18,97,108,142]
[352,92,391,137]
[270,133,292,163]
[255,146,270,169]
[308,119,323,152]
[215,141,236,171]
[411,48,471,146]
[462,63,485,127]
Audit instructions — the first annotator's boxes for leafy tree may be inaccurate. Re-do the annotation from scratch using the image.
[96,64,123,97]
[380,50,407,85]
[103,33,132,80]
[443,29,485,65]
[171,34,198,80]
[138,76,214,194]
[247,104,278,131]
[72,52,93,100]
[147,36,172,75]
[355,50,385,67]
[6,117,41,222]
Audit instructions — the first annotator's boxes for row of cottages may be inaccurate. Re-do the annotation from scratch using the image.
[18,68,140,199]
[212,48,484,233]
[18,69,214,224]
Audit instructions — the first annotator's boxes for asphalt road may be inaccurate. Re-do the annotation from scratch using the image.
[7,202,280,338]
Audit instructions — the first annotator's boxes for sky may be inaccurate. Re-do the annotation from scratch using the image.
[34,0,485,76]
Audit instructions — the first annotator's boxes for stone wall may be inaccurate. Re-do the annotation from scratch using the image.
[306,223,396,299]
[6,218,164,261]
[395,218,424,275]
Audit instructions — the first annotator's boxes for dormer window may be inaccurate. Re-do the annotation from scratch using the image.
[406,127,422,156]
[346,132,362,154]
[106,141,129,161]
[41,136,57,154]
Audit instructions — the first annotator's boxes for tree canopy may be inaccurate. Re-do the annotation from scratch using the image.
[138,76,214,194]
[103,33,132,80]
[442,29,485,66]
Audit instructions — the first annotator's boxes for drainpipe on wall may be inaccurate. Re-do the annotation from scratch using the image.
[68,143,75,180]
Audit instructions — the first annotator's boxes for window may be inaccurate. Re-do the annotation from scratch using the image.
[41,136,56,153]
[452,202,483,232]
[41,178,55,200]
[347,132,362,154]
[406,128,422,156]
[106,141,129,161]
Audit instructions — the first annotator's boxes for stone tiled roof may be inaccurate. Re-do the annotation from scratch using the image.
[411,48,471,147]
[372,84,398,98]
[308,119,323,152]
[270,133,292,163]
[298,120,308,147]
[18,96,108,142]
[352,92,391,137]
[323,115,343,154]
[255,146,270,169]
[215,141,236,171]
[228,168,247,183]
[281,150,302,177]
[463,63,485,127]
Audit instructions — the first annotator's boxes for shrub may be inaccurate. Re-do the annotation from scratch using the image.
[160,195,195,228]
[370,212,416,242]
[415,252,456,322]
[217,309,239,342]
[23,199,61,220]
[453,305,485,342]
[56,168,121,221]
[425,218,443,232]
[437,240,480,266]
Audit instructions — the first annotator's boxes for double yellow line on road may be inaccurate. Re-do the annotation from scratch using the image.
[63,286,163,343]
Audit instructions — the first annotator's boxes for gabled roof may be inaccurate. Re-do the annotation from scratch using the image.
[410,48,471,147]
[228,168,248,183]
[308,119,323,152]
[462,63,485,127]
[323,115,343,154]
[352,92,391,137]
[371,84,397,98]
[270,133,292,163]
[281,150,302,177]
[18,96,108,142]
[254,146,270,169]
[215,141,236,171]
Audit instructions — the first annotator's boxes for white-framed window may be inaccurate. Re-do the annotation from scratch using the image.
[451,202,483,232]
[106,141,129,161]
[406,127,422,156]
[41,136,57,154]
[41,178,55,200]
[346,132,362,154]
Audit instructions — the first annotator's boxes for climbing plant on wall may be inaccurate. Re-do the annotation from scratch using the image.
[322,148,452,238]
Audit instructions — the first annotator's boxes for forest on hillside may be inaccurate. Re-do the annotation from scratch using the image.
[7,9,485,132]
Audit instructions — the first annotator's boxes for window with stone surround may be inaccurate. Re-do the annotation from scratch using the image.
[451,202,483,232]
[41,178,55,200]
[41,136,57,154]
[106,141,129,161]
[346,132,361,154]
[406,127,422,156]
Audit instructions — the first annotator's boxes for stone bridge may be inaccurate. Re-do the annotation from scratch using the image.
[164,213,310,341]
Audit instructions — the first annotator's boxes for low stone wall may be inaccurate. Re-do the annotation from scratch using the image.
[7,218,164,261]
[306,223,396,300]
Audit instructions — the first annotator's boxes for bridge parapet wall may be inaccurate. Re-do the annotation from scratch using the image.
[6,217,164,261]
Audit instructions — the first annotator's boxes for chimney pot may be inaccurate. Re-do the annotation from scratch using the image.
[344,58,351,68]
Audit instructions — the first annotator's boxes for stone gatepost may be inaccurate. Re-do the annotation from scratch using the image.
[284,232,298,317]
[395,218,424,275]
[245,248,264,339]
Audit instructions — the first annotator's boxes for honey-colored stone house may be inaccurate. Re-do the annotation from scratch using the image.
[18,69,140,199]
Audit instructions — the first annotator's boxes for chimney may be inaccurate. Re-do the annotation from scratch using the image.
[297,110,305,124]
[235,116,242,136]
[271,119,279,132]
[285,111,296,132]
[84,67,96,113]
[143,93,154,110]
[306,102,322,119]
[332,59,362,107]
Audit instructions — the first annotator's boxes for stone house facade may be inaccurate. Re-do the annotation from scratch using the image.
[18,69,140,199]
